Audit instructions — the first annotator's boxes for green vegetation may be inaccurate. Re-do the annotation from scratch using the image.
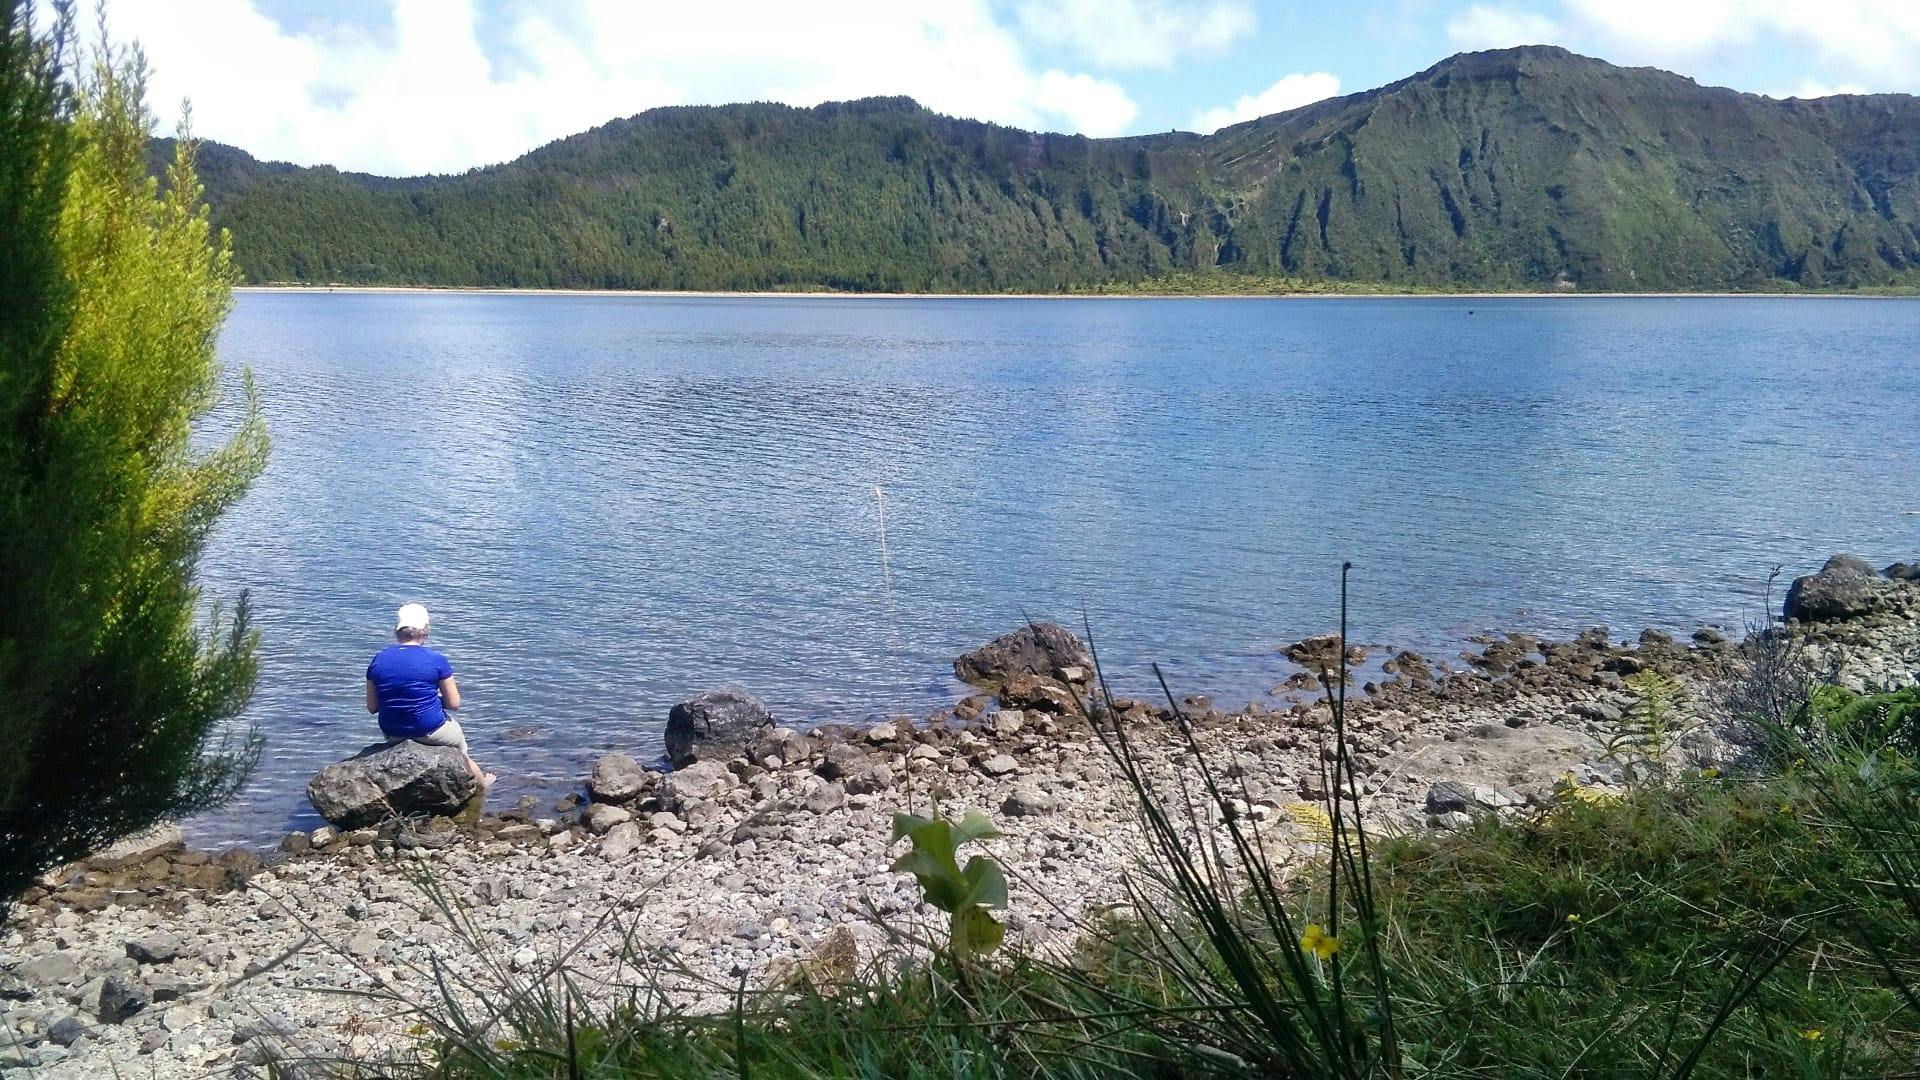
[362,587,1920,1078]
[888,808,1009,957]
[0,0,265,903]
[167,47,1920,294]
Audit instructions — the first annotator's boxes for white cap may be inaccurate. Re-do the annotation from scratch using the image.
[396,603,431,631]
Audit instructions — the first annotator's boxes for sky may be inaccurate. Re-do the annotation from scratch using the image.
[82,0,1920,177]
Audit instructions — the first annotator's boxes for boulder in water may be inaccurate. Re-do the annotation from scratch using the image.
[1784,555,1903,623]
[307,741,478,828]
[954,622,1093,690]
[665,690,773,768]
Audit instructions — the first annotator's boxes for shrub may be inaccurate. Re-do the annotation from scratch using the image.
[0,0,265,903]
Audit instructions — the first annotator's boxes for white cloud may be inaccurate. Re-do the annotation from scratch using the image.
[1562,0,1920,81]
[84,0,1143,175]
[1034,71,1140,135]
[1446,5,1563,50]
[1015,0,1255,69]
[1768,79,1871,99]
[1189,72,1341,133]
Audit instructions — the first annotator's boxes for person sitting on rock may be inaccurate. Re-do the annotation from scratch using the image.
[365,603,494,789]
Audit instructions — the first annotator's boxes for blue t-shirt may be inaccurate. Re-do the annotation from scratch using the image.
[367,644,453,739]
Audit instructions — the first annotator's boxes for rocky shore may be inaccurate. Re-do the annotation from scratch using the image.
[2,556,1915,1077]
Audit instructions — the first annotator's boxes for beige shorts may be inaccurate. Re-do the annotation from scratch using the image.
[388,718,468,755]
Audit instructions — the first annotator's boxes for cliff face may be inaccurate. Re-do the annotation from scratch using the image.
[162,47,1920,291]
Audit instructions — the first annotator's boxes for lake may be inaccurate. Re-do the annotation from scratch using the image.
[194,292,1920,845]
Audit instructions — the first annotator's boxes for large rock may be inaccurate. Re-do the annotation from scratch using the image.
[306,741,479,829]
[665,690,774,768]
[1785,555,1903,623]
[954,622,1093,690]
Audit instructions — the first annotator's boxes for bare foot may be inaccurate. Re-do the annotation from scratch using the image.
[482,772,498,788]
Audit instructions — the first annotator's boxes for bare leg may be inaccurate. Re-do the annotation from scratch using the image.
[466,755,495,789]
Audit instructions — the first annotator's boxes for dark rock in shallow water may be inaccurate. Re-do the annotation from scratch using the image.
[1785,554,1903,623]
[1885,562,1920,582]
[307,741,479,828]
[954,622,1093,690]
[665,689,774,768]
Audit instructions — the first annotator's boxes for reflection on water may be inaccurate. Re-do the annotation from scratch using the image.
[195,293,1920,844]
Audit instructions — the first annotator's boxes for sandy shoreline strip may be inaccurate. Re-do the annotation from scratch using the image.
[235,284,1918,300]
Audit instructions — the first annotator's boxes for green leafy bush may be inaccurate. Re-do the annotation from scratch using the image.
[0,0,265,902]
[1809,686,1920,754]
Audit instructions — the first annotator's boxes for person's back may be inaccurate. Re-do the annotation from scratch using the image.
[367,641,452,740]
[364,603,492,789]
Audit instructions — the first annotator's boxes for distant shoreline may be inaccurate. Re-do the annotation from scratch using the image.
[234,285,1918,300]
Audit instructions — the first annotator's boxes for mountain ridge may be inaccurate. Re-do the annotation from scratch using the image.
[165,46,1920,292]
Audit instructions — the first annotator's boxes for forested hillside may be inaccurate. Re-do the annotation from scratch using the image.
[165,46,1920,292]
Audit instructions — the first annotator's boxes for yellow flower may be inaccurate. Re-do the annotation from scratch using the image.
[1698,767,1720,779]
[1565,913,1583,925]
[1300,923,1339,961]
[1799,1028,1824,1042]
[1780,802,1795,814]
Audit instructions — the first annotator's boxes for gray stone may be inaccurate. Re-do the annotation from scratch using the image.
[1001,785,1055,817]
[96,975,147,1024]
[18,952,80,987]
[1570,701,1624,723]
[665,690,774,768]
[846,765,895,795]
[581,803,632,835]
[47,1017,86,1047]
[125,933,185,965]
[816,743,868,781]
[865,722,899,743]
[599,821,643,859]
[1424,780,1499,815]
[979,754,1019,777]
[344,929,381,959]
[587,753,653,804]
[1785,554,1903,623]
[955,622,1094,689]
[662,760,735,809]
[802,783,846,814]
[306,740,479,828]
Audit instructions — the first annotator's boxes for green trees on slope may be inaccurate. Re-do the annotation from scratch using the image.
[171,48,1920,293]
[0,0,265,902]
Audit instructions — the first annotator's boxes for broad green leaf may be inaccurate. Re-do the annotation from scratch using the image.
[954,809,1001,843]
[952,905,1006,955]
[890,812,934,842]
[959,855,1008,910]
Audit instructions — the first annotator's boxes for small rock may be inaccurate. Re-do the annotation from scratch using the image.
[126,932,185,965]
[979,754,1019,777]
[1001,785,1055,817]
[47,1017,86,1047]
[18,951,80,987]
[581,803,633,835]
[588,753,653,804]
[803,783,846,814]
[599,820,643,859]
[865,722,899,744]
[97,975,147,1024]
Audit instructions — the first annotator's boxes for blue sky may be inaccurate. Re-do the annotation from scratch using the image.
[96,1,1920,176]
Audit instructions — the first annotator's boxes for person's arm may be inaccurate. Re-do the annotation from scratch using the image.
[365,678,380,714]
[439,676,461,712]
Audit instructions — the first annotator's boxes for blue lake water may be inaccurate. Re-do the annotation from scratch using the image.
[194,293,1920,845]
